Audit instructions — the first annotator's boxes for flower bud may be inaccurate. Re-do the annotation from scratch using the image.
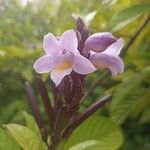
[84,32,116,52]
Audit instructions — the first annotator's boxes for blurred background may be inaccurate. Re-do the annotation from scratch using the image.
[0,0,150,149]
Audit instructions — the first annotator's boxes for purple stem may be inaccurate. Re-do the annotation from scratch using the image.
[62,75,74,104]
[50,105,69,150]
[51,80,62,111]
[69,73,84,114]
[37,77,55,129]
[63,94,112,137]
[25,82,49,142]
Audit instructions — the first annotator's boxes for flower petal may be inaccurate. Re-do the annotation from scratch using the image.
[90,53,124,76]
[51,68,72,86]
[56,52,74,66]
[103,38,124,56]
[43,33,60,55]
[73,54,96,74]
[33,55,57,73]
[60,29,78,54]
[84,32,116,52]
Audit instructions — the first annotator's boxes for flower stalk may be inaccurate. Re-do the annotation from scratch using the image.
[37,77,55,128]
[62,94,112,138]
[25,82,49,143]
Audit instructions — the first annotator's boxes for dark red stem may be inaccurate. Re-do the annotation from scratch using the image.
[25,82,49,142]
[63,94,112,137]
[51,81,62,111]
[50,105,69,150]
[37,77,55,129]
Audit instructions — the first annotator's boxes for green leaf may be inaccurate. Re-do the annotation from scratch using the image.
[110,66,150,125]
[23,112,47,149]
[101,0,119,7]
[140,107,150,123]
[58,116,123,150]
[107,4,150,31]
[5,124,46,150]
[23,111,40,136]
[0,128,20,150]
[68,140,99,150]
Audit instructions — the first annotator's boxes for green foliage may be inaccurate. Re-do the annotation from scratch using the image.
[107,3,150,31]
[110,66,150,125]
[58,116,123,150]
[0,100,27,125]
[0,112,47,150]
[0,128,20,150]
[23,111,40,136]
[0,47,39,125]
[5,123,46,150]
[140,108,150,124]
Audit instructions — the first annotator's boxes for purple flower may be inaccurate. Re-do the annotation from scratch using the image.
[34,29,96,86]
[84,33,124,76]
[84,32,116,52]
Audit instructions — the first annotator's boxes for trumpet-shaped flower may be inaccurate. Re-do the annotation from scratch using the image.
[34,29,96,86]
[84,33,124,76]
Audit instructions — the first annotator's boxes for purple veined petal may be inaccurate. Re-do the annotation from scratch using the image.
[73,54,97,74]
[90,53,124,76]
[33,55,58,73]
[60,29,79,54]
[43,33,61,55]
[84,32,116,52]
[103,38,124,56]
[51,68,72,86]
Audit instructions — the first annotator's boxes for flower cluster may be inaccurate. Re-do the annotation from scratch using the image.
[34,24,124,86]
[26,18,124,149]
